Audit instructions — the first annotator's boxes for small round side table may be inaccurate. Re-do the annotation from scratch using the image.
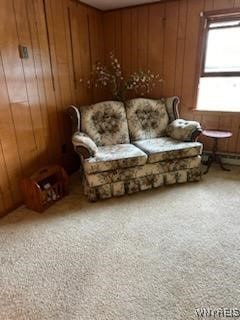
[202,129,232,174]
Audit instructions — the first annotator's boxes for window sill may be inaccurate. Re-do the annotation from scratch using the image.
[195,108,240,114]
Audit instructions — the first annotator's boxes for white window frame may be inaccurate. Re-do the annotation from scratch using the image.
[196,9,240,112]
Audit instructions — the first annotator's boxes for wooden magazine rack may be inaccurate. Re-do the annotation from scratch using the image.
[21,165,69,212]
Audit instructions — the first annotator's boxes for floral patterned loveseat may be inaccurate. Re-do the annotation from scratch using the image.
[68,97,202,201]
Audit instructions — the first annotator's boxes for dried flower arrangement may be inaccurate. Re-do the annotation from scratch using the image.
[80,53,163,101]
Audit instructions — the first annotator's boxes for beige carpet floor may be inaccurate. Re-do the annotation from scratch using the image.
[0,165,240,320]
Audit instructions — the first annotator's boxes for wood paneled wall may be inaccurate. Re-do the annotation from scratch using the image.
[0,0,104,215]
[103,0,240,154]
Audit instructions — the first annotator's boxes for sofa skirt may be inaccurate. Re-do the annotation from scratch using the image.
[83,167,202,202]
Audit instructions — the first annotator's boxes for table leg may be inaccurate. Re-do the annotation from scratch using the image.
[204,154,213,174]
[204,137,231,173]
[204,138,217,174]
[216,154,231,172]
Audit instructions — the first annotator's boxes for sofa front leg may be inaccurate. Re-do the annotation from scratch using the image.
[88,189,98,202]
[187,167,202,182]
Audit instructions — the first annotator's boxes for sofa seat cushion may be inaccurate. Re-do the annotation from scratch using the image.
[83,144,148,174]
[133,137,202,163]
[125,98,169,140]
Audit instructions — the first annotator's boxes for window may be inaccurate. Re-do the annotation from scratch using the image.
[197,10,240,112]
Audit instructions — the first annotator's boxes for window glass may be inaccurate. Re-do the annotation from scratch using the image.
[204,25,240,73]
[197,14,240,111]
[197,77,240,111]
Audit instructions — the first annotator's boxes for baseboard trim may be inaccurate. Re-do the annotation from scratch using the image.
[202,152,240,166]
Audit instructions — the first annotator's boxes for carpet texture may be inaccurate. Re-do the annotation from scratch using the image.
[0,165,240,320]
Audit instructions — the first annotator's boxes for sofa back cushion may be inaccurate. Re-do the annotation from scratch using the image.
[80,101,130,146]
[125,98,169,141]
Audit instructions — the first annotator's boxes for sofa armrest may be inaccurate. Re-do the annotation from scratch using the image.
[166,119,202,142]
[67,105,81,134]
[72,132,98,159]
[165,96,180,122]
